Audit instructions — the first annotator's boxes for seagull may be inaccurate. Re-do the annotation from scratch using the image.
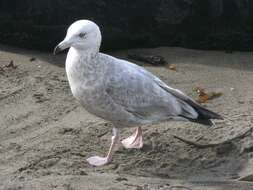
[54,20,223,166]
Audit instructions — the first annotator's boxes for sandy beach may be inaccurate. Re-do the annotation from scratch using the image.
[0,45,253,189]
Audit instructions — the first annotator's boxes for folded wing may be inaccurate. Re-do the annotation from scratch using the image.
[104,58,223,126]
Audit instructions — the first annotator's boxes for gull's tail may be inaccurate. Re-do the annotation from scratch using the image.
[181,99,223,126]
[157,81,223,127]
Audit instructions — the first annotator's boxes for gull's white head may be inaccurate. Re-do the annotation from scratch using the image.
[54,20,101,54]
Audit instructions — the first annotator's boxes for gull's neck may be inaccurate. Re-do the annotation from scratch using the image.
[70,47,99,60]
[66,46,100,74]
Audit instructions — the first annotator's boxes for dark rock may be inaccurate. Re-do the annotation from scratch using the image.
[1,0,253,51]
[29,57,36,62]
[127,53,167,66]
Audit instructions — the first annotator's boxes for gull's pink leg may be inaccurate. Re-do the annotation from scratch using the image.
[121,127,143,149]
[87,128,119,166]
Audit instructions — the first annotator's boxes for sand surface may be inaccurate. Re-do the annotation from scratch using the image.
[0,45,253,189]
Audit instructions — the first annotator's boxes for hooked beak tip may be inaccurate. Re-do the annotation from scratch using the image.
[53,45,62,55]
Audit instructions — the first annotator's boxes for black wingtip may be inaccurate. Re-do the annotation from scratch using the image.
[182,99,223,126]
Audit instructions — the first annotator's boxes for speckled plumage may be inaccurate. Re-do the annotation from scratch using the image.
[53,19,223,129]
[66,47,200,127]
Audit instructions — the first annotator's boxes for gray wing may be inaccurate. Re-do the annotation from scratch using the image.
[156,79,223,124]
[104,58,198,123]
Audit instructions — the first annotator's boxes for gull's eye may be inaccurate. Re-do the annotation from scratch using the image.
[78,32,86,38]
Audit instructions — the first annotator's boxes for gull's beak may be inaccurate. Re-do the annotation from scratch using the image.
[53,40,70,55]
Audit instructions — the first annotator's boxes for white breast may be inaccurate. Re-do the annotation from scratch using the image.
[65,48,104,102]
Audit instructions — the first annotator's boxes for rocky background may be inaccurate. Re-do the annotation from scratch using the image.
[0,0,253,51]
